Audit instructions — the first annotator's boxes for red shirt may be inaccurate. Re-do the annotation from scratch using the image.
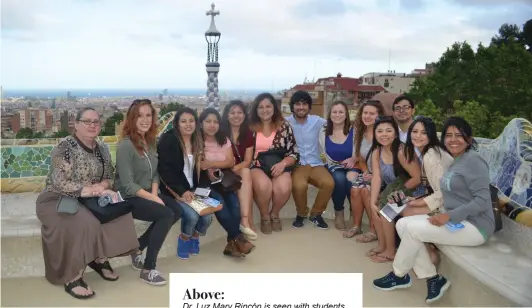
[232,131,255,163]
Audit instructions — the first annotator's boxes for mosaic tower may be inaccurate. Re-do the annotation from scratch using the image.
[205,3,221,111]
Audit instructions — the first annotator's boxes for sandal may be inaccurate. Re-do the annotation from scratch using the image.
[88,260,119,281]
[355,232,377,243]
[343,226,362,238]
[370,254,394,263]
[64,277,95,299]
[365,248,382,257]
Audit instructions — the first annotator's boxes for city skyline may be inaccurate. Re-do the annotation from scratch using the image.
[2,0,531,89]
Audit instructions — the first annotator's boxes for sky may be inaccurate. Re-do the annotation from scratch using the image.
[2,0,531,90]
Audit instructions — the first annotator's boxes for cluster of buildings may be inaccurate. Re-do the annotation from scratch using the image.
[280,65,433,118]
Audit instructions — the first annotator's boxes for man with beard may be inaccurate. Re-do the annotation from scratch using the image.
[286,90,334,230]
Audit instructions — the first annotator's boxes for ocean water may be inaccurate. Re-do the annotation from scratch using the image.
[3,88,271,98]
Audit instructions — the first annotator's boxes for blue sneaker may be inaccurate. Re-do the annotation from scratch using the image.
[309,215,329,229]
[292,216,306,228]
[426,275,451,304]
[190,237,200,256]
[373,272,412,291]
[177,236,190,260]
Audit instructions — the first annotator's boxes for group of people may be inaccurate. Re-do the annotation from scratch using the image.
[35,90,495,304]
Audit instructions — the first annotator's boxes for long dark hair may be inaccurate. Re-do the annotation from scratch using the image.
[441,116,477,152]
[354,100,385,158]
[199,108,228,147]
[221,100,251,145]
[403,116,442,163]
[326,101,351,136]
[366,116,407,178]
[249,92,284,132]
[172,107,203,178]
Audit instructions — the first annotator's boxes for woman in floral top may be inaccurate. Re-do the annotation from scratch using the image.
[36,107,138,300]
[248,93,299,234]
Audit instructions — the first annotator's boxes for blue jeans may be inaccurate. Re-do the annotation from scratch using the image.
[329,168,352,211]
[210,190,242,240]
[177,201,214,237]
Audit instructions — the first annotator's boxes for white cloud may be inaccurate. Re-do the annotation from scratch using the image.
[1,0,530,90]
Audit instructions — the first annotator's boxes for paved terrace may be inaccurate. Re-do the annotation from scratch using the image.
[1,190,530,307]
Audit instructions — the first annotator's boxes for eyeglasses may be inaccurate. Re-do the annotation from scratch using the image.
[78,119,101,126]
[393,105,412,112]
[127,99,152,114]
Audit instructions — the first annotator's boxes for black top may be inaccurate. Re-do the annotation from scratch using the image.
[157,129,209,197]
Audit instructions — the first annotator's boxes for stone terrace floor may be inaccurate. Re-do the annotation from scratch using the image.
[1,219,458,307]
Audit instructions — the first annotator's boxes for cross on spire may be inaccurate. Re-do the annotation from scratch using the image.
[206,3,219,20]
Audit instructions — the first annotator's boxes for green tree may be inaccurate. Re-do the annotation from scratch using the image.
[100,112,124,136]
[15,128,34,139]
[159,102,185,117]
[407,22,532,137]
[52,129,70,138]
[414,100,445,131]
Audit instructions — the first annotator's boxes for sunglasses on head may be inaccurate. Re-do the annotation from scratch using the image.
[127,99,152,114]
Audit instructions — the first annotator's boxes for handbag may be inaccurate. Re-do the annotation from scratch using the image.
[56,195,80,214]
[79,197,133,224]
[218,168,242,192]
[160,178,222,216]
[252,133,294,178]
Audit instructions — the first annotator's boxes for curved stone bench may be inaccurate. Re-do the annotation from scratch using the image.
[435,215,532,307]
[0,192,229,278]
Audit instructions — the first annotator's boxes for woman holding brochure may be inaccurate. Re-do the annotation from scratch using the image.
[373,117,495,304]
[115,99,183,286]
[157,107,214,260]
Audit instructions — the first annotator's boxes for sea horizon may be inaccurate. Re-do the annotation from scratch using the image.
[2,88,276,98]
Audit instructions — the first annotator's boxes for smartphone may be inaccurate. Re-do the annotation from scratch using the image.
[194,188,211,197]
[445,222,465,232]
[379,202,407,223]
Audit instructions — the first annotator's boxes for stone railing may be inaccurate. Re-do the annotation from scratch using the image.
[1,115,531,226]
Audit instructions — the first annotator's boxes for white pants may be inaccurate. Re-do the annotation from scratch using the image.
[393,215,486,279]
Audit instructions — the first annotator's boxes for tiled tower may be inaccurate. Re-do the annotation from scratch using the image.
[205,3,221,111]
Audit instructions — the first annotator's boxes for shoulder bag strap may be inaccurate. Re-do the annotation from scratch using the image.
[160,178,180,199]
[231,138,243,163]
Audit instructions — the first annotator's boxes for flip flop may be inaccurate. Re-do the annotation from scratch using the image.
[365,248,382,257]
[370,254,394,263]
[343,227,362,238]
[355,232,377,243]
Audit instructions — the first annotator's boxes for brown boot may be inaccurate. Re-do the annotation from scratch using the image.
[234,234,256,254]
[335,211,346,230]
[223,240,245,258]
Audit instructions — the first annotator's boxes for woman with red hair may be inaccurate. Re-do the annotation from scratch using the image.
[115,99,182,286]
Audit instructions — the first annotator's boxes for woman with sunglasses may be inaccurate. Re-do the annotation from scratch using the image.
[345,100,385,241]
[115,99,182,286]
[365,116,422,263]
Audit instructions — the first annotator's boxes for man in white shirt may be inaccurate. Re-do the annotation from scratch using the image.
[392,95,415,142]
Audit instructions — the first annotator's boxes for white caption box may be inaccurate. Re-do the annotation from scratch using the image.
[170,273,362,308]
